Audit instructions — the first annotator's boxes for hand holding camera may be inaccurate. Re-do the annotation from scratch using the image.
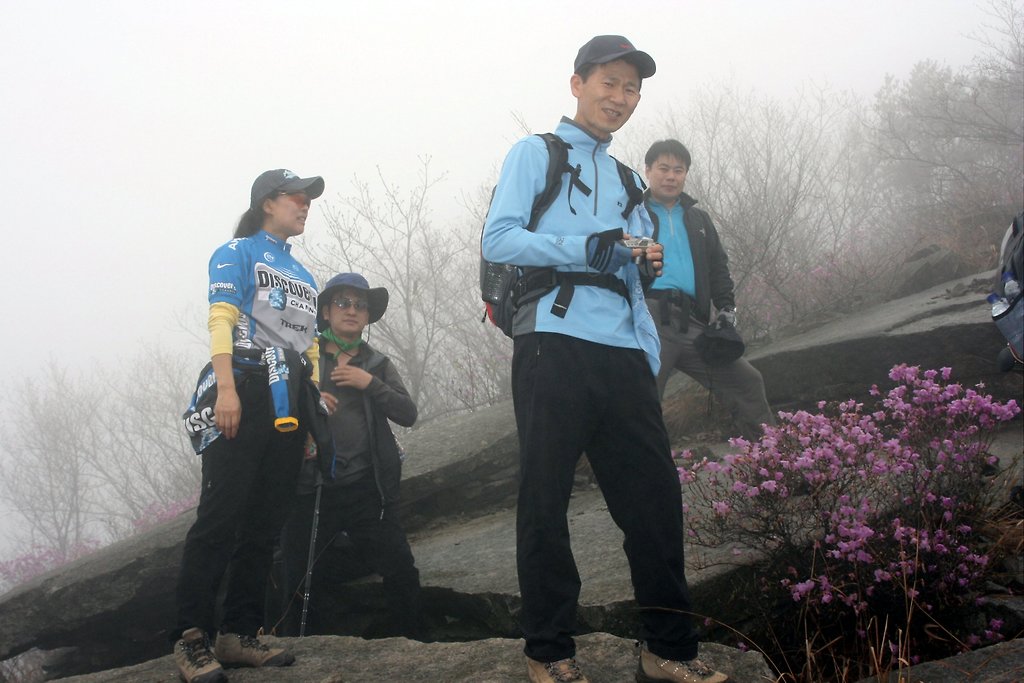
[622,235,662,278]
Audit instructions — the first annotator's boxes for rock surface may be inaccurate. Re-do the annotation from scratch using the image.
[52,633,773,683]
[857,638,1024,683]
[1,271,1021,680]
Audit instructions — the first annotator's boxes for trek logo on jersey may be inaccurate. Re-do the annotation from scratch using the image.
[280,319,309,333]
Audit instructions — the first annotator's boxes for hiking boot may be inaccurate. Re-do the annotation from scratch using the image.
[636,643,729,683]
[213,632,295,668]
[173,628,226,683]
[527,656,589,683]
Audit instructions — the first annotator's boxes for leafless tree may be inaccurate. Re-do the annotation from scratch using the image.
[86,346,204,540]
[640,84,891,341]
[867,0,1024,267]
[0,366,103,559]
[300,158,512,422]
[0,347,205,556]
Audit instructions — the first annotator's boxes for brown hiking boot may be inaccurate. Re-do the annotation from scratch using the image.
[527,656,589,682]
[213,632,295,668]
[173,628,226,683]
[636,643,729,683]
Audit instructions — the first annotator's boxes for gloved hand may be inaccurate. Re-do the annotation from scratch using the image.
[586,228,631,273]
[715,308,737,328]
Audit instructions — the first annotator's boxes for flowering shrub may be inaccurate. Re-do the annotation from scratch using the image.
[130,493,198,533]
[0,494,198,596]
[679,365,1020,680]
[0,540,100,594]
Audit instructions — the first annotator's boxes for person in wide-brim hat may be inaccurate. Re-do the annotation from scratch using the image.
[317,272,389,328]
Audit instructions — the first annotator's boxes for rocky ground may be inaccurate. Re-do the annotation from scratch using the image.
[1,271,1021,682]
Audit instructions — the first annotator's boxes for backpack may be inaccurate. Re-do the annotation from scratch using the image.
[479,132,645,337]
[992,210,1024,364]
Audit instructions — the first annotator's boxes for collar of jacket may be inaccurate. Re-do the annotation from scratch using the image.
[643,188,699,211]
[556,116,613,154]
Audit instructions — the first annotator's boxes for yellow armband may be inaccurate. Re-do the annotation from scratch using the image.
[307,337,320,385]
[208,302,240,358]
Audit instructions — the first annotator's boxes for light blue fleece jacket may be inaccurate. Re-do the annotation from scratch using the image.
[481,117,661,376]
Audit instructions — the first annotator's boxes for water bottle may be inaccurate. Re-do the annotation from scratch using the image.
[1001,271,1021,300]
[987,292,1010,317]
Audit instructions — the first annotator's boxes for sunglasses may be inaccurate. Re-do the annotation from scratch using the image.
[332,297,369,311]
[277,191,311,207]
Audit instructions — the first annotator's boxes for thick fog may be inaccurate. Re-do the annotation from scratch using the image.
[0,0,1020,561]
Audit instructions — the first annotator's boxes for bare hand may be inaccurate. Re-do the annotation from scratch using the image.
[623,234,664,277]
[644,241,664,277]
[214,387,242,439]
[321,392,338,415]
[331,363,373,390]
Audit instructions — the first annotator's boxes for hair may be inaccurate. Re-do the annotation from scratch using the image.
[574,59,644,91]
[644,139,691,170]
[233,206,266,238]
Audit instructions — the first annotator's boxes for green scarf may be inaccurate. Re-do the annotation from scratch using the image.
[322,328,362,360]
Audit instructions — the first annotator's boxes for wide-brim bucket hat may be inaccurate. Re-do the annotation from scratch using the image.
[318,272,389,328]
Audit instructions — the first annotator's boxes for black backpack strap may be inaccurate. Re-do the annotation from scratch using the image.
[512,136,634,320]
[611,156,646,221]
[531,133,591,225]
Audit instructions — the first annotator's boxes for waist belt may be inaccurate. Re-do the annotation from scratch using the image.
[514,268,630,319]
[647,289,693,331]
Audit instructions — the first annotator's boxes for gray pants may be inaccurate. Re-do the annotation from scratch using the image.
[650,299,774,440]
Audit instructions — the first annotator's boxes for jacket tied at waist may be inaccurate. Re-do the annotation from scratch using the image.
[182,347,336,481]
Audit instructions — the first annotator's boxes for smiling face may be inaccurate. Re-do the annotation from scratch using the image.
[262,191,311,240]
[645,153,689,206]
[570,59,642,140]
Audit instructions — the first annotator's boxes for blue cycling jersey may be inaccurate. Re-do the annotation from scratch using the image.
[208,230,319,354]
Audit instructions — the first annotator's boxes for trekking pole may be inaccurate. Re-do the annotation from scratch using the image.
[299,469,323,637]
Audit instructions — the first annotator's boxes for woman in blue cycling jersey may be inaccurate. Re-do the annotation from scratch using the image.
[172,169,326,683]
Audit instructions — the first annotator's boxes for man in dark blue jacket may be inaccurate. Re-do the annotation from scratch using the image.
[644,139,774,441]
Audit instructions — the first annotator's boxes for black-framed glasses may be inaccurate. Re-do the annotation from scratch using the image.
[332,297,369,311]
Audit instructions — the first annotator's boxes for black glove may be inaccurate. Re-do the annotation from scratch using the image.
[586,228,631,273]
[715,308,737,328]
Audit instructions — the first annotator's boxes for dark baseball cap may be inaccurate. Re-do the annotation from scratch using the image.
[574,35,656,79]
[250,169,325,209]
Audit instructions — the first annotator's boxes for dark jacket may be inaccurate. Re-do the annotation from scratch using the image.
[299,341,417,505]
[646,190,735,325]
[183,348,335,482]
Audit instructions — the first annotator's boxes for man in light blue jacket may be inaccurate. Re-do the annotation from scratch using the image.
[482,35,728,683]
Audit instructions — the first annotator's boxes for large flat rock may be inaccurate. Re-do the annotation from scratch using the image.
[746,273,1023,409]
[52,633,773,683]
[2,271,1021,679]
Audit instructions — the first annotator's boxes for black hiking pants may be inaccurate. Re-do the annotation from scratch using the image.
[173,371,305,641]
[512,332,700,663]
[273,473,422,638]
